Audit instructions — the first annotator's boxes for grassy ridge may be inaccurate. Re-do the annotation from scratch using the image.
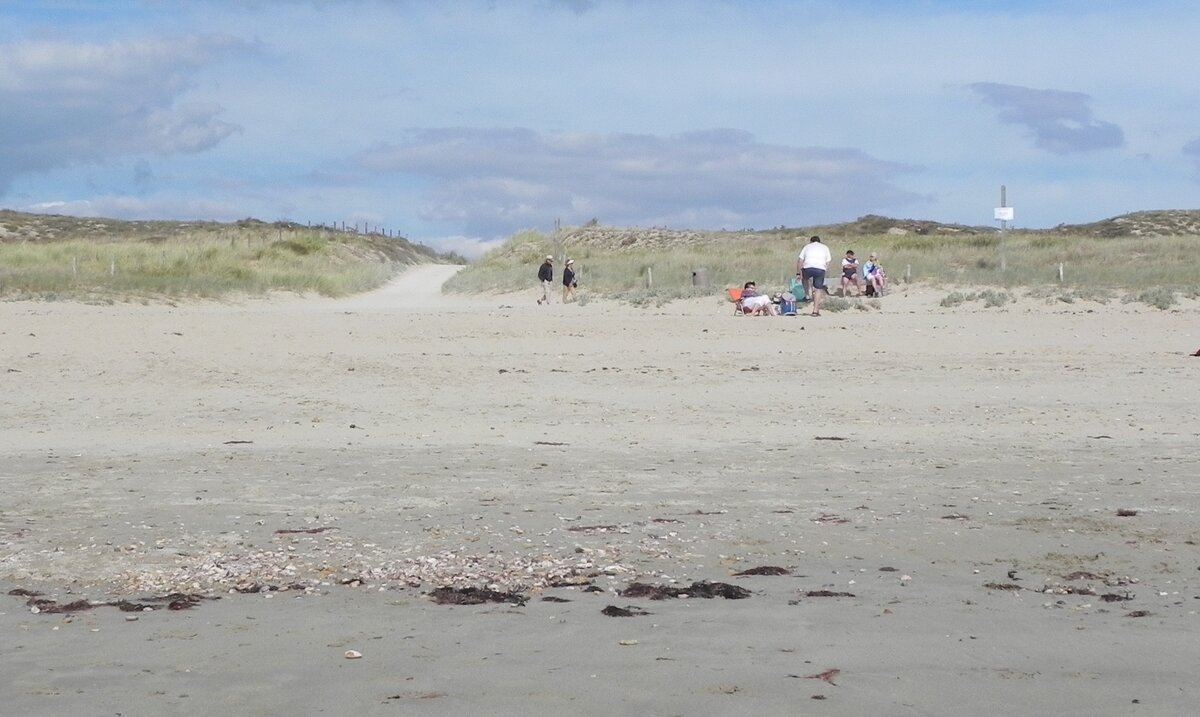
[0,211,448,301]
[445,226,1200,305]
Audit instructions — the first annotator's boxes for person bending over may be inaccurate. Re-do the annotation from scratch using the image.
[796,235,831,316]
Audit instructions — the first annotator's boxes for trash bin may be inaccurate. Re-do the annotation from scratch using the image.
[691,268,708,287]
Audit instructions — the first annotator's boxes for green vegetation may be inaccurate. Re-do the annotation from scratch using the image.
[0,211,452,301]
[446,224,1199,310]
[939,289,1012,308]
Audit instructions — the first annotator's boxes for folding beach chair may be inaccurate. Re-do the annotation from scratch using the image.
[726,287,748,315]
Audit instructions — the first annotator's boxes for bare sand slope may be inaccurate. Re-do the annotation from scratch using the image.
[330,263,468,311]
[1,278,1198,716]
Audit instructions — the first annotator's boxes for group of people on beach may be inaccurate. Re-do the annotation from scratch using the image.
[536,255,578,304]
[533,235,885,313]
[742,235,887,316]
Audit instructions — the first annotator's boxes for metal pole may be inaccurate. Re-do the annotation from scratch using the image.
[999,185,1007,273]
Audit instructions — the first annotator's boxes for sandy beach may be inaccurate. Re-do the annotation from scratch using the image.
[2,266,1198,716]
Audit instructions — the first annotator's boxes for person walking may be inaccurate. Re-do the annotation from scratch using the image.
[796,235,831,316]
[562,258,578,303]
[537,255,554,304]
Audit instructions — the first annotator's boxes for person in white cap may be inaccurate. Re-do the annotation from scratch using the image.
[562,258,577,303]
[537,255,554,304]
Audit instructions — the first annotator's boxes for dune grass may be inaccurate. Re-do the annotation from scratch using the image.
[0,233,400,301]
[445,228,1200,307]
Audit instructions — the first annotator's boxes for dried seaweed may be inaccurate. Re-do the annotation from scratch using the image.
[803,590,855,598]
[428,586,526,606]
[1125,610,1150,618]
[984,582,1023,591]
[688,582,751,599]
[38,599,94,613]
[620,581,751,600]
[733,566,791,576]
[565,525,619,533]
[1100,592,1134,602]
[110,600,156,612]
[1116,509,1138,517]
[7,588,43,597]
[812,514,850,525]
[541,596,571,603]
[12,587,217,615]
[601,605,650,617]
[1063,571,1104,581]
[807,669,841,685]
[274,526,337,535]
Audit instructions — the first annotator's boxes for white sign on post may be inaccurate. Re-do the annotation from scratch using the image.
[994,207,1014,221]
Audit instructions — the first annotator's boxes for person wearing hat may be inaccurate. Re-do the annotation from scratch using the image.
[562,258,578,303]
[537,255,554,304]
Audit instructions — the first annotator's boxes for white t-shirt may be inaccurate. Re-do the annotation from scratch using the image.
[799,242,832,270]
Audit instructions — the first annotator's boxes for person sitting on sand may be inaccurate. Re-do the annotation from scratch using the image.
[863,253,887,296]
[739,281,776,316]
[841,250,862,297]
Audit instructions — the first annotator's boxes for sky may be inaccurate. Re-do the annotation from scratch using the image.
[2,0,1198,256]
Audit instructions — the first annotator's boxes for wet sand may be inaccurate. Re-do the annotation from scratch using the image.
[2,268,1198,716]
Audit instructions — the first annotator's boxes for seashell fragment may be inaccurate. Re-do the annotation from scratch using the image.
[344,650,363,659]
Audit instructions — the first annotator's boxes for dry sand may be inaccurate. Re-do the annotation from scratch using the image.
[2,266,1198,716]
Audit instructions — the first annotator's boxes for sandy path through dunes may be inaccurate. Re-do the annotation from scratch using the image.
[1,277,1198,716]
[329,263,468,311]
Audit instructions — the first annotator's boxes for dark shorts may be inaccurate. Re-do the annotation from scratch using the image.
[802,267,826,290]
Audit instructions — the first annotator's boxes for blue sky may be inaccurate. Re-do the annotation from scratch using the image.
[2,1,1197,255]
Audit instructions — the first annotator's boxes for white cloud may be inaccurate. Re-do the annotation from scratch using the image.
[969,82,1125,154]
[353,128,925,236]
[0,36,248,192]
[22,195,246,222]
[428,234,507,259]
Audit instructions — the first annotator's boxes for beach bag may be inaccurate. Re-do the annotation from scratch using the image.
[780,293,797,315]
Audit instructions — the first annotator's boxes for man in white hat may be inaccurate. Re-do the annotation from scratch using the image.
[537,255,554,304]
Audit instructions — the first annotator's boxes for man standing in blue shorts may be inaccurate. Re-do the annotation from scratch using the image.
[797,235,832,316]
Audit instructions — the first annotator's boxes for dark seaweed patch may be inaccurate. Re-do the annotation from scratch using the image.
[733,566,791,576]
[620,581,751,600]
[274,526,337,534]
[428,587,526,606]
[601,605,650,617]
